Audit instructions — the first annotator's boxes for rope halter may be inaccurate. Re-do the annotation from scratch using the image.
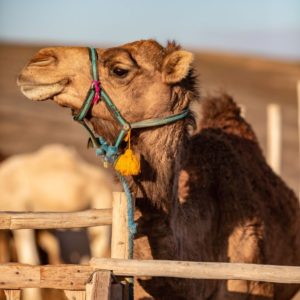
[74,47,189,169]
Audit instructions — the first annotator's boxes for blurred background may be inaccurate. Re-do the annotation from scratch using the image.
[1,0,300,189]
[0,0,300,299]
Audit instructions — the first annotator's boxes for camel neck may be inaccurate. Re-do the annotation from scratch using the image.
[132,120,187,213]
[90,112,189,212]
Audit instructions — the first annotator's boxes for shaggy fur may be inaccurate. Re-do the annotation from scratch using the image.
[17,40,300,300]
[129,93,300,300]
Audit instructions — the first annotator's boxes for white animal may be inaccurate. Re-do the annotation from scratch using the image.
[0,144,115,300]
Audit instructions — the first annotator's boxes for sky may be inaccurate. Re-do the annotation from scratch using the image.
[0,0,300,60]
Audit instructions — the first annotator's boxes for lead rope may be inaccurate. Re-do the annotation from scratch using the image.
[116,173,137,258]
[117,172,136,299]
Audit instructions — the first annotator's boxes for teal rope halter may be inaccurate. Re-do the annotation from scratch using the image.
[74,48,189,166]
[73,47,189,298]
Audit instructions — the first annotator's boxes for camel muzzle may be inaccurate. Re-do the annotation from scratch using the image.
[17,77,69,101]
[17,49,67,101]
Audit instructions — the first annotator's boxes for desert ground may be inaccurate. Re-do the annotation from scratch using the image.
[0,43,300,299]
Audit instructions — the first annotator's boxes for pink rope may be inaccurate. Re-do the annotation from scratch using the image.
[92,80,101,104]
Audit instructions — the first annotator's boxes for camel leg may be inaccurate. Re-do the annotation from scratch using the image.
[88,225,111,258]
[37,230,62,264]
[13,229,43,300]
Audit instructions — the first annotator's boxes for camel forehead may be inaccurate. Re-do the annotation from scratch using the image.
[123,39,164,55]
[102,39,166,69]
[35,40,170,70]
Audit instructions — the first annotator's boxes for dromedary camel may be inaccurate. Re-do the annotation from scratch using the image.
[18,40,300,300]
[0,144,114,300]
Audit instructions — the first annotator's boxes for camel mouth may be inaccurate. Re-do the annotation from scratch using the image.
[18,78,69,101]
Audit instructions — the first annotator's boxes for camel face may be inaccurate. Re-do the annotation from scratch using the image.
[18,40,193,123]
[17,47,91,109]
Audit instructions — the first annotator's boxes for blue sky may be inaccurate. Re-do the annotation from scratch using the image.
[0,0,299,59]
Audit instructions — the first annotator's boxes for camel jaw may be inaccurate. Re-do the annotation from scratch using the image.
[17,78,69,101]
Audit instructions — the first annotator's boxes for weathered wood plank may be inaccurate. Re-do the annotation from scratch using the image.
[86,271,111,300]
[40,265,92,289]
[0,209,112,229]
[64,290,86,300]
[4,290,21,300]
[0,264,92,289]
[90,258,300,284]
[0,264,40,289]
[111,192,129,259]
[1,258,300,291]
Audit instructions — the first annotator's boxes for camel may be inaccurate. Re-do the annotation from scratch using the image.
[17,40,300,300]
[0,144,114,300]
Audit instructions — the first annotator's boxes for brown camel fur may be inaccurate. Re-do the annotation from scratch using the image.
[17,40,300,300]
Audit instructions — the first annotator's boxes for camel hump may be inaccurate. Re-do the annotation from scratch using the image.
[198,94,257,141]
[200,93,241,121]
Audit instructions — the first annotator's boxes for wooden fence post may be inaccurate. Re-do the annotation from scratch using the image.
[111,192,130,300]
[86,270,111,300]
[111,192,129,260]
[267,103,282,175]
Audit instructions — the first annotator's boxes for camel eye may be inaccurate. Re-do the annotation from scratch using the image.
[112,67,129,78]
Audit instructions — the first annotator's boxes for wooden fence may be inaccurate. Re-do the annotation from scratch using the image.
[0,192,127,300]
[0,192,300,300]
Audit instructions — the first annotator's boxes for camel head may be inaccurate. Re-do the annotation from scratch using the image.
[18,40,195,139]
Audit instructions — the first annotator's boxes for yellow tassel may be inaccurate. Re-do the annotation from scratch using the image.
[114,130,141,176]
[114,148,140,176]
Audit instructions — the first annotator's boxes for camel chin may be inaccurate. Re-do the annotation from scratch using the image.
[18,79,68,101]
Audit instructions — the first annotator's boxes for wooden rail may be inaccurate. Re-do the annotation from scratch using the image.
[90,258,300,284]
[0,209,112,229]
[0,258,300,291]
[0,264,92,289]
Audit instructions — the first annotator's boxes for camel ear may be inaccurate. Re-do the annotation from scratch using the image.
[162,50,194,84]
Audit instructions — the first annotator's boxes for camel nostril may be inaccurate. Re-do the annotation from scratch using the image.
[29,55,57,67]
[17,74,34,86]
